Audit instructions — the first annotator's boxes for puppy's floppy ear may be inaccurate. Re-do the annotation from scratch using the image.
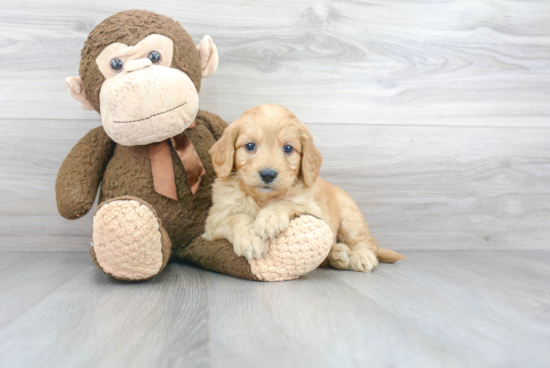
[299,126,323,187]
[209,124,238,180]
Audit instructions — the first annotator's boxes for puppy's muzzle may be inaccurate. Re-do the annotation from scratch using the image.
[259,169,278,184]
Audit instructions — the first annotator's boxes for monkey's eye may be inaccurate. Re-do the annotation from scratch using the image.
[110,58,123,72]
[148,51,161,64]
[244,143,256,152]
[283,145,294,154]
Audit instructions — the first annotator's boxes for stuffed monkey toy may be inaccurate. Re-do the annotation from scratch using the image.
[57,9,334,281]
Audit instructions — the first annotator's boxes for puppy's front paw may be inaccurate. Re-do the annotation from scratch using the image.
[328,243,351,270]
[349,248,379,272]
[233,227,269,260]
[255,209,290,240]
[329,244,379,273]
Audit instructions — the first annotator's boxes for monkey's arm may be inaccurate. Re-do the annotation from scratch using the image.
[196,109,228,140]
[56,126,115,219]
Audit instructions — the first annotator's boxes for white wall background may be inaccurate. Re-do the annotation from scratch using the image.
[1,0,549,251]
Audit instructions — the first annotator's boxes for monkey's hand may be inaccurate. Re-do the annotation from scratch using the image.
[56,126,114,219]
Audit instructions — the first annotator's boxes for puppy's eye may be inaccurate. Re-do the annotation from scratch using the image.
[283,145,294,154]
[244,143,256,152]
[110,58,123,72]
[148,51,161,64]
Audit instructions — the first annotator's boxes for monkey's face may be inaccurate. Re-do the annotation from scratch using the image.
[66,11,219,147]
[96,34,198,146]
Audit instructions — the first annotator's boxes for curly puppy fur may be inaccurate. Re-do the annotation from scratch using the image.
[203,104,405,272]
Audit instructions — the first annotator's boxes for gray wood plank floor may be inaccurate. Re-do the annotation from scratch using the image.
[0,250,548,368]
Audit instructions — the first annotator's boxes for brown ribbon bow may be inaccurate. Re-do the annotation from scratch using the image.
[148,121,205,200]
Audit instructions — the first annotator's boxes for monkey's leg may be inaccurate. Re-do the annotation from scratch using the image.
[176,215,333,281]
[90,196,171,281]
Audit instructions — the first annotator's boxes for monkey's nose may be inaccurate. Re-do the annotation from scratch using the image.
[259,169,278,184]
[125,58,153,72]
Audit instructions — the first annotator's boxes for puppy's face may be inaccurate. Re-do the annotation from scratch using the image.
[210,104,322,199]
[234,113,302,195]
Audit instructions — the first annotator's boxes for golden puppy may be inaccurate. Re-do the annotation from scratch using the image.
[203,104,404,272]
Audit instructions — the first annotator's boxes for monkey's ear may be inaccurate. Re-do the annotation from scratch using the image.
[196,36,219,79]
[65,76,95,111]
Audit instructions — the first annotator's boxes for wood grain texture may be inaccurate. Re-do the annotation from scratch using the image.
[0,1,549,251]
[0,119,100,250]
[1,118,549,251]
[0,0,549,126]
[0,250,549,368]
[0,252,89,329]
[334,250,550,367]
[0,252,210,368]
[1,3,548,367]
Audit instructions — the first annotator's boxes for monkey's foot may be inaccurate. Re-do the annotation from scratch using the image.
[179,215,333,282]
[90,197,171,281]
[248,215,333,281]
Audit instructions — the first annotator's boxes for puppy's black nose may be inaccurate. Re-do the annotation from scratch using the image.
[259,169,278,184]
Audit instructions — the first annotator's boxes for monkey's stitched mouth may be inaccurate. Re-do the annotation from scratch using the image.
[113,102,187,124]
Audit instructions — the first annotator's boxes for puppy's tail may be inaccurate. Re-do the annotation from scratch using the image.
[377,248,406,263]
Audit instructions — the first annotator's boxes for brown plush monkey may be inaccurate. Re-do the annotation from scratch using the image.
[57,9,333,281]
